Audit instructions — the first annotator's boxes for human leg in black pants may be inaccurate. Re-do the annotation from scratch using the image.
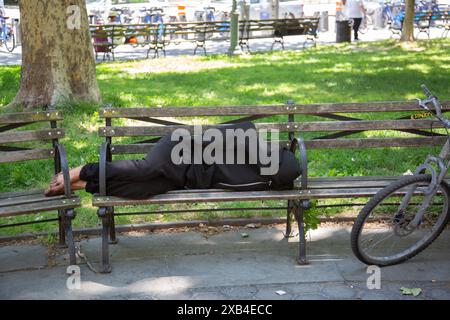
[45,134,189,199]
[352,18,362,40]
[45,161,185,199]
[79,162,182,199]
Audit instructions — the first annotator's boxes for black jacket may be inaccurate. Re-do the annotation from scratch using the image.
[154,122,301,192]
[81,122,301,199]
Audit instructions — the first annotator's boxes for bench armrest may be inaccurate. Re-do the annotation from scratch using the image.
[290,136,308,190]
[99,142,112,196]
[53,142,72,198]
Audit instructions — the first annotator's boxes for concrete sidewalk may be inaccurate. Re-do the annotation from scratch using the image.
[0,225,449,300]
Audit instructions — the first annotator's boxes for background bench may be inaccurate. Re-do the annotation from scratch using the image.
[0,109,81,265]
[91,99,450,272]
[240,17,320,52]
[389,11,450,38]
[89,17,320,60]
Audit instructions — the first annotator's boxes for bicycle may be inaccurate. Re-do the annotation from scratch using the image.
[351,85,450,266]
[358,14,373,34]
[0,16,15,53]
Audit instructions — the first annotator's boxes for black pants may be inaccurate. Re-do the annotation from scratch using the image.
[352,18,362,40]
[79,161,184,199]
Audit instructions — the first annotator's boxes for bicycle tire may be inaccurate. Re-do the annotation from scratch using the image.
[351,174,450,266]
[5,33,15,52]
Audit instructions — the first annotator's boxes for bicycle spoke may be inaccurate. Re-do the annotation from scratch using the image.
[354,174,450,265]
[366,232,395,252]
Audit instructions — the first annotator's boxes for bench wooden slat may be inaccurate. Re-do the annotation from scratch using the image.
[99,119,444,137]
[0,111,63,125]
[92,179,443,207]
[0,193,70,207]
[0,129,65,144]
[264,119,444,132]
[99,101,450,118]
[0,189,43,200]
[109,141,292,155]
[0,196,81,217]
[108,136,446,155]
[0,149,54,163]
[305,136,447,149]
[91,187,391,207]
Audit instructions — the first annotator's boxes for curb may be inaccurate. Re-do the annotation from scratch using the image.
[0,216,356,243]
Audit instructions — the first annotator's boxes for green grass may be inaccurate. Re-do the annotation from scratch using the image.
[0,39,449,236]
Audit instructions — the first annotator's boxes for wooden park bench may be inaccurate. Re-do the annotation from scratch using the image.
[432,10,450,38]
[90,23,165,60]
[389,10,450,39]
[159,17,320,55]
[89,17,320,60]
[0,109,81,265]
[239,17,320,52]
[91,99,450,273]
[414,11,434,39]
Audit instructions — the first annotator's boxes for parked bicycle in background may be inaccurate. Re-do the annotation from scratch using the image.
[0,13,15,53]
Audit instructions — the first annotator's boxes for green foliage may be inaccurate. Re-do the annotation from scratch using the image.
[304,200,322,232]
[0,39,449,236]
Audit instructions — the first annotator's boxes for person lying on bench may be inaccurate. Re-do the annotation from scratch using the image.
[45,122,301,199]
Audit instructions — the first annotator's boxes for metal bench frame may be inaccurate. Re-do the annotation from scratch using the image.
[92,99,450,273]
[0,108,81,265]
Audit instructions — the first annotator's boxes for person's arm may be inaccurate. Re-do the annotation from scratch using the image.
[360,0,366,16]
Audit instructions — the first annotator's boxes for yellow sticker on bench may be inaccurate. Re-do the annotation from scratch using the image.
[411,111,433,120]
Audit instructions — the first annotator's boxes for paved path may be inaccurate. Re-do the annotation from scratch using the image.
[0,225,449,300]
[1,27,447,66]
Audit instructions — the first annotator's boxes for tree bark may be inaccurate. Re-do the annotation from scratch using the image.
[12,0,101,109]
[401,0,415,42]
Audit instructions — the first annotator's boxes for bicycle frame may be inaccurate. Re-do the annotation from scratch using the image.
[398,88,450,230]
[0,16,11,43]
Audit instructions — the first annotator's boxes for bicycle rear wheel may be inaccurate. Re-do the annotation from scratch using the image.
[5,33,15,52]
[351,174,450,266]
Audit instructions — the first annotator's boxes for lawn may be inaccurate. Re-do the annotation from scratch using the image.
[0,39,449,236]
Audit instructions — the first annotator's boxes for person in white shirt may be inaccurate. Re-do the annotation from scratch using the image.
[0,0,5,17]
[343,0,366,40]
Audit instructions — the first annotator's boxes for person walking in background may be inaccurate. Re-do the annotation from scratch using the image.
[343,0,366,41]
[0,0,5,17]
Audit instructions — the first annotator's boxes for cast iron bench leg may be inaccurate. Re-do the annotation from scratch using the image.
[98,207,112,273]
[108,206,118,244]
[63,209,77,266]
[284,200,294,238]
[294,204,308,265]
[58,209,66,248]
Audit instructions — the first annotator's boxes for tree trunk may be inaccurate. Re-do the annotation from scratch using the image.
[12,0,101,109]
[401,0,415,42]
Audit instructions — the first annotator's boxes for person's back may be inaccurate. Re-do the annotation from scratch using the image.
[345,0,364,19]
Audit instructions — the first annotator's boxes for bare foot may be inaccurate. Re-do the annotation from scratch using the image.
[45,167,84,197]
[45,181,65,197]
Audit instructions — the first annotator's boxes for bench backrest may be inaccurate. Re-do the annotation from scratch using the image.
[98,100,450,157]
[90,24,163,47]
[241,17,320,37]
[0,110,64,165]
